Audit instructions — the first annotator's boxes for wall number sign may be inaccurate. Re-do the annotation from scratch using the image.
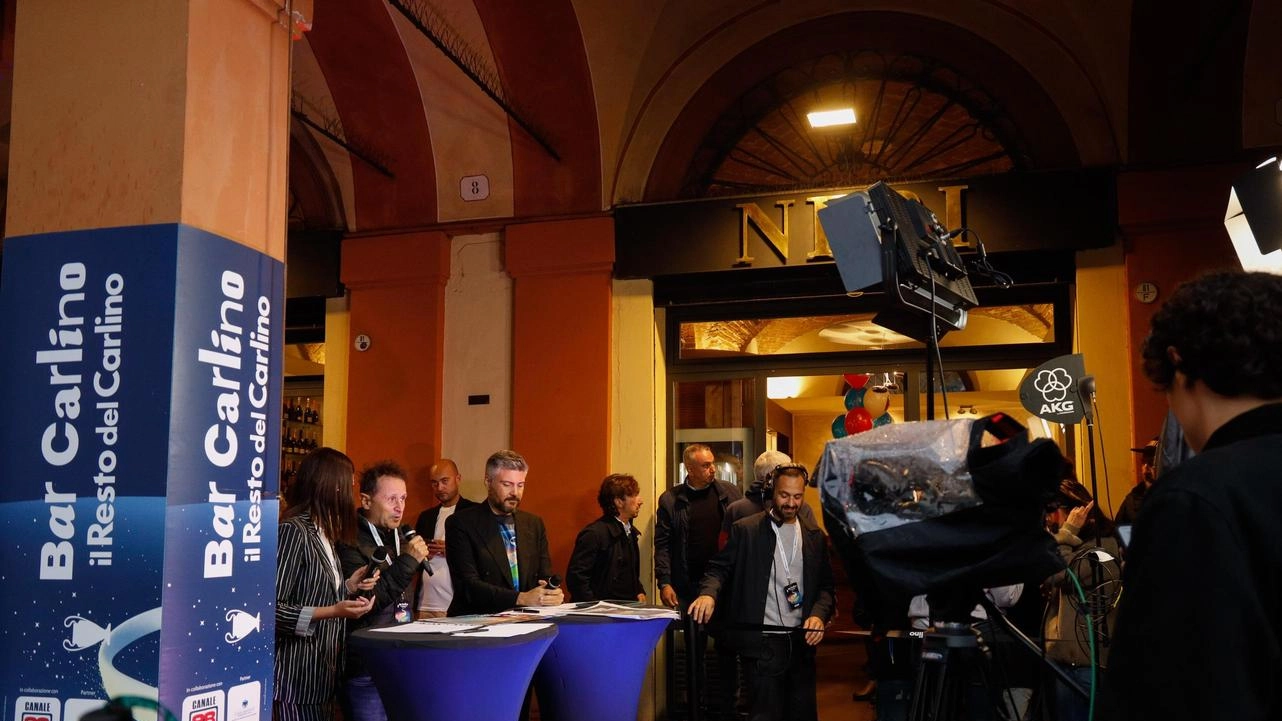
[1134,282,1159,304]
[460,175,490,202]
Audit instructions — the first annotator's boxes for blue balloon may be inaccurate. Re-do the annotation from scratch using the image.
[844,387,866,410]
[831,414,848,438]
[873,412,894,427]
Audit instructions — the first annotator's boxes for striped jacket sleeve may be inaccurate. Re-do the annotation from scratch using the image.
[276,519,319,637]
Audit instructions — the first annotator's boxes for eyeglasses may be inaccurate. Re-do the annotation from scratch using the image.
[770,464,810,483]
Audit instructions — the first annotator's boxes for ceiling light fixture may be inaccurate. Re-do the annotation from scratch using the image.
[807,108,857,128]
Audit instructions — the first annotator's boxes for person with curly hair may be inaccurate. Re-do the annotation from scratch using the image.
[565,473,647,602]
[1106,271,1282,721]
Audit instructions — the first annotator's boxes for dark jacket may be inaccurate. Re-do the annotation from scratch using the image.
[697,511,836,657]
[1112,483,1148,527]
[1106,403,1282,721]
[337,515,422,677]
[445,503,554,616]
[414,497,480,540]
[655,479,742,600]
[274,514,346,705]
[566,515,644,602]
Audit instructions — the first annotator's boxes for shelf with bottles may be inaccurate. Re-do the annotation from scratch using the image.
[282,396,322,426]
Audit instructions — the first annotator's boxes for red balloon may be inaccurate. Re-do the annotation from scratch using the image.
[844,407,873,435]
[843,373,871,390]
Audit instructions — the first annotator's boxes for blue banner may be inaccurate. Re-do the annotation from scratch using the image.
[0,225,282,721]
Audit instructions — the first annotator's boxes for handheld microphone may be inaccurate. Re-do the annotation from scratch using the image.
[364,546,389,576]
[401,528,433,576]
[358,546,388,598]
[540,574,561,590]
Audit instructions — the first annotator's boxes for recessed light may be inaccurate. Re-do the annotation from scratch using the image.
[807,108,856,128]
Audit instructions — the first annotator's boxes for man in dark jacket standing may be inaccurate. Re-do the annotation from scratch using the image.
[690,465,835,721]
[655,443,742,719]
[1107,271,1282,721]
[655,443,743,607]
[566,473,646,602]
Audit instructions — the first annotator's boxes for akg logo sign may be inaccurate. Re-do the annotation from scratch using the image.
[1019,354,1088,424]
[1033,368,1076,415]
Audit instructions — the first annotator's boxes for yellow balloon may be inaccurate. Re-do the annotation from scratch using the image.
[863,387,891,418]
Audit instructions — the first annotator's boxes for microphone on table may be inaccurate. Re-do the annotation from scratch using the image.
[401,528,433,576]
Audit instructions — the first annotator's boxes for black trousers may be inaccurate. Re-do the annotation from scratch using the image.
[743,634,817,721]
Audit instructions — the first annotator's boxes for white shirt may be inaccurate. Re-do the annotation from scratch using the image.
[419,504,458,612]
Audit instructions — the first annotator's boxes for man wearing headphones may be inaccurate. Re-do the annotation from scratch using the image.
[690,464,835,721]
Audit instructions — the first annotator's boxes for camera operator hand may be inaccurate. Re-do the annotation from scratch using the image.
[688,594,715,624]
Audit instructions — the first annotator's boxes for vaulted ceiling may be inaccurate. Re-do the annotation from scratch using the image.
[281,0,1279,237]
[2,0,1279,240]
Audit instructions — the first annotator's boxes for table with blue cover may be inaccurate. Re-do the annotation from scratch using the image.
[535,613,672,721]
[349,622,557,721]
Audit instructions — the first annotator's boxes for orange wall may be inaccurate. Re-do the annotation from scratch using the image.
[1119,164,1246,462]
[342,231,450,521]
[506,217,615,582]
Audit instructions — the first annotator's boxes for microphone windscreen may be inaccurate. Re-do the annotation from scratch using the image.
[545,574,561,590]
[365,546,389,572]
[1078,375,1097,397]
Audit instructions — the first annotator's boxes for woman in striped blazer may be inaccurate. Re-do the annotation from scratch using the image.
[274,448,378,721]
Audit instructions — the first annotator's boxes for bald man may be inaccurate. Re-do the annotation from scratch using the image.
[413,458,479,618]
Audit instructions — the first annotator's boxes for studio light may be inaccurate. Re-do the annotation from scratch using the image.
[1226,157,1282,273]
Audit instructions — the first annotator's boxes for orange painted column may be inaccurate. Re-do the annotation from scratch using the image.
[342,231,450,519]
[506,217,615,581]
[1118,165,1242,459]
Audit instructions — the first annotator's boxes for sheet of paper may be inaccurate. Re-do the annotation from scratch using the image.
[451,622,554,638]
[368,621,480,634]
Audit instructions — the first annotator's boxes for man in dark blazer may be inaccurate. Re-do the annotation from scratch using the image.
[566,473,646,602]
[445,449,563,615]
[690,465,835,721]
[413,458,479,618]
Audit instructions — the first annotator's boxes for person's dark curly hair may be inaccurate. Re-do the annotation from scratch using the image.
[359,459,407,496]
[1141,270,1282,398]
[597,473,640,516]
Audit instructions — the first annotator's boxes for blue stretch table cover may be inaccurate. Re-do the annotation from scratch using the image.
[535,614,672,721]
[350,623,557,721]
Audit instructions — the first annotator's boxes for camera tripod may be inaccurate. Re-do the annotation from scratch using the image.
[906,621,1004,721]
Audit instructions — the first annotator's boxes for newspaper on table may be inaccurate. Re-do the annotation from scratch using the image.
[565,602,679,620]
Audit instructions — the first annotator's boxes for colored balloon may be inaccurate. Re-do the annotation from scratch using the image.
[843,373,871,390]
[844,387,866,410]
[863,387,891,418]
[873,412,894,427]
[831,414,849,438]
[845,407,873,435]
